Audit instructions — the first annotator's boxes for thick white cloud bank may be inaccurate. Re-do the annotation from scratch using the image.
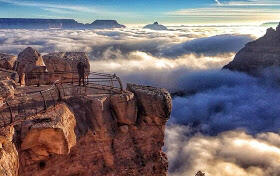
[166,126,280,176]
[1,25,278,176]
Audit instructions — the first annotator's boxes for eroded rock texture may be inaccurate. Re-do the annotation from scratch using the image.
[0,83,171,176]
[0,126,19,176]
[0,54,16,70]
[43,52,90,73]
[223,22,280,74]
[17,47,46,74]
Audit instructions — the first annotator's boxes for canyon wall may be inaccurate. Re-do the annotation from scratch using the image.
[0,82,171,176]
[223,22,280,74]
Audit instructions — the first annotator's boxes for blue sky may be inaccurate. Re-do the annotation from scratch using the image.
[0,0,279,24]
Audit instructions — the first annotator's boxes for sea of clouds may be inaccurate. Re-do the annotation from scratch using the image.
[1,25,279,176]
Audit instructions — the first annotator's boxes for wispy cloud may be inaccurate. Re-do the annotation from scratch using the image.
[0,0,99,14]
[216,0,280,6]
[215,0,221,5]
[167,0,280,23]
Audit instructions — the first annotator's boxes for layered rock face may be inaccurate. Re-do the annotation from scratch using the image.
[0,126,19,176]
[0,54,16,70]
[17,84,171,176]
[0,83,171,175]
[17,47,46,73]
[0,46,171,176]
[42,52,90,84]
[223,23,280,74]
[0,47,90,85]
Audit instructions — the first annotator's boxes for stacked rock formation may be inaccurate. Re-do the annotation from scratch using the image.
[16,47,47,85]
[0,47,90,85]
[17,84,171,176]
[223,22,280,74]
[43,52,90,84]
[0,49,172,176]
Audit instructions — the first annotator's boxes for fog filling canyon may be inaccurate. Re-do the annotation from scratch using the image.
[1,25,279,176]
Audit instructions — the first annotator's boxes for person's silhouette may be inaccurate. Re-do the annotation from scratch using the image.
[77,61,87,86]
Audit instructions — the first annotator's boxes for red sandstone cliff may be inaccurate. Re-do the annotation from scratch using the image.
[0,48,172,176]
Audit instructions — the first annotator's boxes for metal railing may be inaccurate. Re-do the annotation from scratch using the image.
[0,71,124,128]
[25,71,123,91]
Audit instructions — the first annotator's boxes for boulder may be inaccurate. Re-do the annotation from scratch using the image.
[43,52,90,83]
[223,22,280,74]
[17,47,46,73]
[110,91,138,125]
[127,84,172,125]
[0,53,16,70]
[17,47,47,85]
[20,103,76,160]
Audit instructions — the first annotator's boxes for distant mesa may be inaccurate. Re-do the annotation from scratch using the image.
[89,20,125,29]
[223,22,280,74]
[143,22,168,30]
[0,18,126,29]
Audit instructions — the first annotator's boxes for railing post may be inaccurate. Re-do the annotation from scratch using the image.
[114,74,123,91]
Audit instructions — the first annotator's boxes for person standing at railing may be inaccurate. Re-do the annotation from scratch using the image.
[77,61,87,86]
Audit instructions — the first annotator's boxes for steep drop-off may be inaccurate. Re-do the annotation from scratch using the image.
[0,48,172,176]
[223,22,280,74]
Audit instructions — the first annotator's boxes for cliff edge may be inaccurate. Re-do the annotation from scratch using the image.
[223,22,280,74]
[0,48,171,176]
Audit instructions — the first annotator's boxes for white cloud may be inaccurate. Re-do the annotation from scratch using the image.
[0,0,132,17]
[215,0,221,5]
[166,126,280,176]
[167,0,280,23]
[0,26,278,176]
[0,0,98,14]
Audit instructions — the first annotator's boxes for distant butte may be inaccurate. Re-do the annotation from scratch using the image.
[143,22,168,30]
[223,22,280,74]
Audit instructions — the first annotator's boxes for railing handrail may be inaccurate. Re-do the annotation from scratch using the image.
[25,71,124,91]
[0,72,124,128]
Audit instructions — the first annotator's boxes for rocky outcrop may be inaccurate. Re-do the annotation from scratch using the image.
[17,47,46,73]
[43,52,90,73]
[0,82,171,175]
[43,52,90,84]
[0,80,16,105]
[12,47,90,85]
[143,22,168,30]
[0,126,19,176]
[20,103,76,162]
[0,54,16,70]
[0,47,171,175]
[0,69,18,82]
[223,22,280,74]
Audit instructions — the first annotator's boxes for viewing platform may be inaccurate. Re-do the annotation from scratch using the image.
[0,71,124,128]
